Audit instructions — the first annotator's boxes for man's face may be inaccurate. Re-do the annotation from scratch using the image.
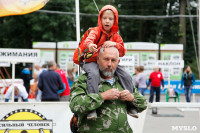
[97,48,119,78]
[101,10,115,33]
[154,67,159,72]
[14,90,19,96]
[34,65,40,71]
[52,64,57,70]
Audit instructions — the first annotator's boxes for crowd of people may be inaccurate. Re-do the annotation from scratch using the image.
[132,65,195,103]
[5,60,195,104]
[36,61,78,102]
[6,61,78,102]
[132,66,164,103]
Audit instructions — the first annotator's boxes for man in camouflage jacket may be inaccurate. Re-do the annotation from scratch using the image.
[70,47,147,133]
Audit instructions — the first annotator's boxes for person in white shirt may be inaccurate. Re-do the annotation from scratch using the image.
[5,84,28,102]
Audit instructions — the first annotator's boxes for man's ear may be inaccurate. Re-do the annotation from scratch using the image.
[97,56,100,65]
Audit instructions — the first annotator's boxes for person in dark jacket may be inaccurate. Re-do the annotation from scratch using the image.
[180,66,195,102]
[38,61,64,101]
[20,64,32,94]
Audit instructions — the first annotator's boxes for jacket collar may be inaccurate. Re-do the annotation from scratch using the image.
[99,74,118,84]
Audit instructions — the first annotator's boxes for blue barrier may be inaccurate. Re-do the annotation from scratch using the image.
[145,80,200,94]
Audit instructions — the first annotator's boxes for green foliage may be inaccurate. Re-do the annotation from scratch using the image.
[0,0,199,78]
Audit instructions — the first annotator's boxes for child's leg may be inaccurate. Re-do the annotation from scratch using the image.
[116,65,133,93]
[83,62,99,119]
[83,62,100,94]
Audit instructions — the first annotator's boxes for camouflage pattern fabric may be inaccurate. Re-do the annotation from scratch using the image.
[70,74,147,133]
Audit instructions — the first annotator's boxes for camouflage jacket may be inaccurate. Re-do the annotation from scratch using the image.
[70,74,147,133]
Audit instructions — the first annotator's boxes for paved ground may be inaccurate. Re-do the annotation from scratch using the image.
[25,94,200,133]
[143,94,200,133]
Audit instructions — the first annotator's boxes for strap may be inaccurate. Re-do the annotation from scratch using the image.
[107,35,112,41]
[79,28,102,65]
[96,31,102,45]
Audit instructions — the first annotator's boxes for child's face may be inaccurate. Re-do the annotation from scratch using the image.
[101,10,114,33]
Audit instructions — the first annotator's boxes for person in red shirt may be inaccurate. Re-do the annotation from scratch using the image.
[55,64,70,101]
[147,66,164,103]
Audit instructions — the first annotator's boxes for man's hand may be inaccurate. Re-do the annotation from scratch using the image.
[147,86,150,90]
[88,44,98,52]
[103,41,116,48]
[120,90,134,102]
[100,88,120,101]
[162,87,165,91]
[180,88,182,90]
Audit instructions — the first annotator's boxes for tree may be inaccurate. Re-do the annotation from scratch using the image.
[179,0,186,57]
[0,0,199,78]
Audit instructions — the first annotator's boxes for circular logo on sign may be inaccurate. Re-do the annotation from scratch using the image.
[157,74,161,78]
[0,109,53,133]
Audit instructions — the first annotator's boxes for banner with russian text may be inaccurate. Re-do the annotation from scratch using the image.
[0,102,68,132]
[0,0,49,17]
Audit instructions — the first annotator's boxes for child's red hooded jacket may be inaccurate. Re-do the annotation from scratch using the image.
[84,5,126,63]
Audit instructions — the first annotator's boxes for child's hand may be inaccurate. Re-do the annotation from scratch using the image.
[103,41,116,48]
[88,44,98,52]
